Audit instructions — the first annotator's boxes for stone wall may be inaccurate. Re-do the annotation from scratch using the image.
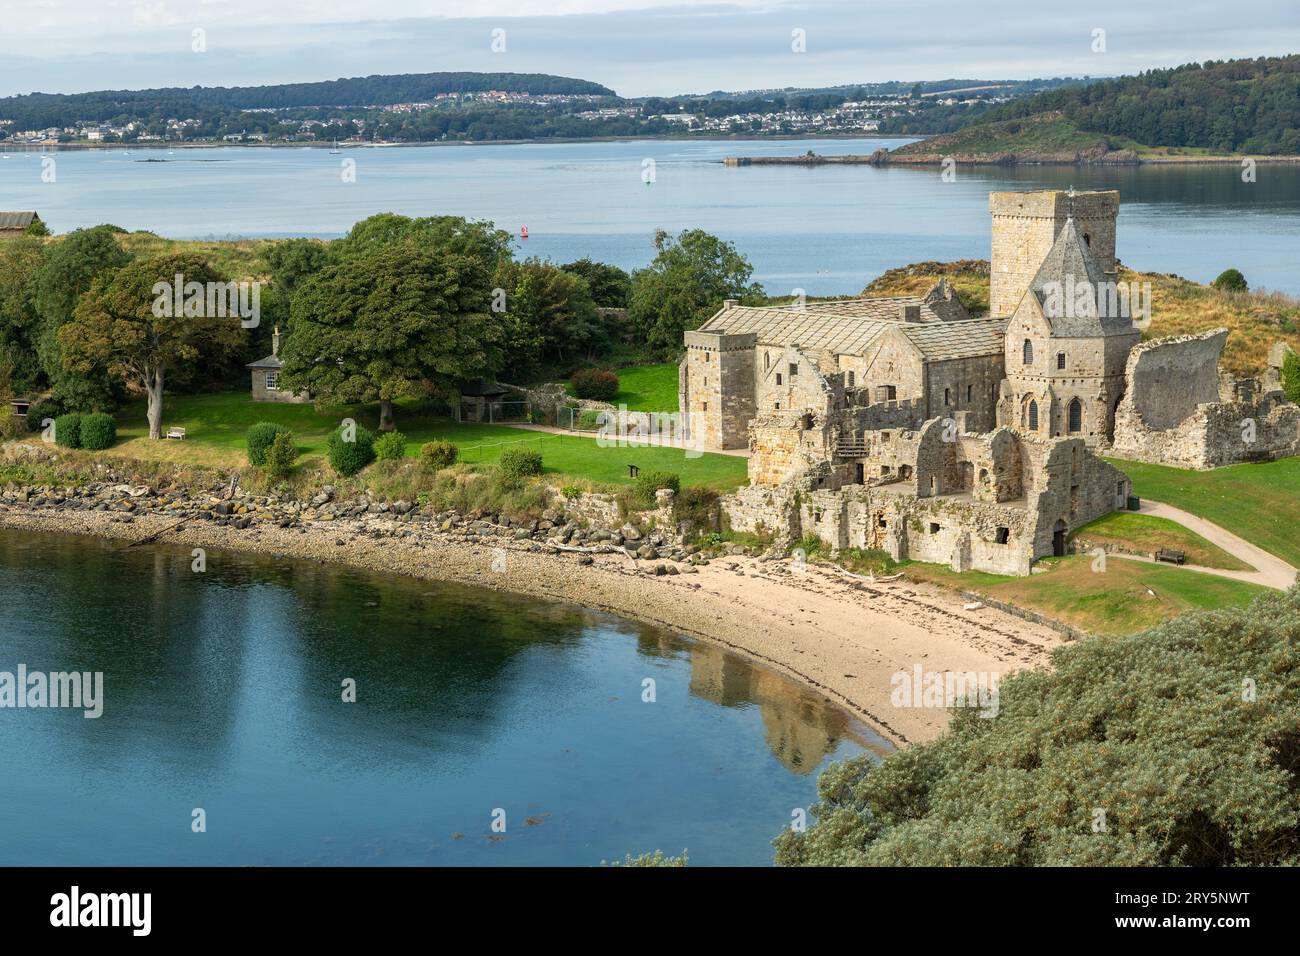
[923,354,1005,433]
[1111,330,1300,468]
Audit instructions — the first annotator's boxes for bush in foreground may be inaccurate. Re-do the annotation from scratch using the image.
[498,447,543,483]
[53,412,82,448]
[264,431,297,480]
[571,368,619,401]
[373,430,407,461]
[327,423,376,477]
[420,440,459,470]
[78,412,117,450]
[246,422,291,467]
[775,586,1300,866]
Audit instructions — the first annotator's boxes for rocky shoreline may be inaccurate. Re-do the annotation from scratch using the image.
[0,466,1067,746]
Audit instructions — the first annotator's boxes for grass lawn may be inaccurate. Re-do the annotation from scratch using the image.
[110,391,748,490]
[909,555,1269,637]
[1068,511,1250,571]
[1108,456,1300,567]
[564,362,680,412]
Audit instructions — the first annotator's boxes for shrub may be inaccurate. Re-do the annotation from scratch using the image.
[373,430,407,461]
[0,414,25,441]
[672,486,719,532]
[561,484,583,500]
[78,412,117,450]
[633,470,680,506]
[571,368,619,401]
[53,412,83,448]
[247,422,291,466]
[1212,268,1248,292]
[498,447,543,483]
[1282,350,1300,405]
[264,431,297,480]
[25,399,62,433]
[420,440,459,470]
[577,410,605,431]
[327,423,376,477]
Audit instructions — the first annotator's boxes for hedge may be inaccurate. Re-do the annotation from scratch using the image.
[247,422,292,466]
[53,413,83,449]
[78,412,117,450]
[327,423,376,476]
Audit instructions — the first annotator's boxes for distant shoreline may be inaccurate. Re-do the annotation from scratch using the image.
[0,133,920,152]
[724,151,1300,168]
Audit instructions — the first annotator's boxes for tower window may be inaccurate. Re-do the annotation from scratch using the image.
[944,388,951,406]
[847,370,855,387]
[776,373,782,385]
[1028,399,1039,431]
[1057,352,1066,370]
[966,384,973,402]
[1022,339,1034,365]
[1068,398,1083,433]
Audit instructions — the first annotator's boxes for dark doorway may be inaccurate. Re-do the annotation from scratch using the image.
[1052,520,1068,557]
[854,463,864,484]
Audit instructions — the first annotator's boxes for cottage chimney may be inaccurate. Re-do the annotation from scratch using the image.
[723,298,739,308]
[272,326,281,357]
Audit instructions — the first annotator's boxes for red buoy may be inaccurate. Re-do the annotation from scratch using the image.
[520,225,529,239]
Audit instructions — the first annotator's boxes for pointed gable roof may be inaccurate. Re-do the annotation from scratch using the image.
[1024,217,1132,337]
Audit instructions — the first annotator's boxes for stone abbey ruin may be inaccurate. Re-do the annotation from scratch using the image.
[680,189,1300,575]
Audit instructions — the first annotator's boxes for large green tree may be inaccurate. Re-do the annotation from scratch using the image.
[59,254,244,439]
[776,586,1300,866]
[628,229,764,356]
[336,213,512,270]
[0,237,46,393]
[29,225,133,409]
[494,258,601,380]
[561,258,632,309]
[280,237,503,431]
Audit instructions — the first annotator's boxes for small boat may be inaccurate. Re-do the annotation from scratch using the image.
[329,139,341,155]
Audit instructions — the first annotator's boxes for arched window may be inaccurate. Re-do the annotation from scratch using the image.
[1028,399,1039,431]
[1022,339,1034,365]
[1068,398,1082,433]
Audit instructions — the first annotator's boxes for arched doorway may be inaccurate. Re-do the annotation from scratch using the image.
[1052,519,1068,557]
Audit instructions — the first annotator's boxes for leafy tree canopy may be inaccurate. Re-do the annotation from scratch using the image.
[561,258,632,309]
[280,235,504,430]
[628,228,764,356]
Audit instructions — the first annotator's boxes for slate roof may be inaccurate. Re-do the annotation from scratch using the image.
[696,294,1001,360]
[895,318,1007,360]
[1027,218,1132,336]
[246,354,282,370]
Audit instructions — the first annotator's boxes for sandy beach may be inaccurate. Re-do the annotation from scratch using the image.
[0,502,1065,746]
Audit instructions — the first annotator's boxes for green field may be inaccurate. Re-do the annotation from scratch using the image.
[111,391,748,490]
[909,555,1269,636]
[1109,457,1300,566]
[1068,511,1250,571]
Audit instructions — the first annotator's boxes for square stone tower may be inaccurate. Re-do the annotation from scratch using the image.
[681,329,757,449]
[989,190,1119,318]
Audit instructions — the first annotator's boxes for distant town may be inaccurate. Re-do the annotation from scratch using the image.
[0,81,1033,146]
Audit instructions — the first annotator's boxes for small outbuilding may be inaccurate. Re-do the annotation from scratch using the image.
[246,327,309,403]
[457,378,513,422]
[0,211,41,238]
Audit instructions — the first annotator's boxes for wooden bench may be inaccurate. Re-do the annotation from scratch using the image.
[1154,548,1186,565]
[165,427,186,440]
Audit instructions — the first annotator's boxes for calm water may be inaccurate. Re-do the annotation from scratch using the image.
[0,528,884,866]
[2,137,1299,295]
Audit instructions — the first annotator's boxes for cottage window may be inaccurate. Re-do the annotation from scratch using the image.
[265,371,279,391]
[1057,352,1066,370]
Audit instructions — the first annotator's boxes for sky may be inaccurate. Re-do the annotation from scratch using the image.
[0,0,1297,98]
